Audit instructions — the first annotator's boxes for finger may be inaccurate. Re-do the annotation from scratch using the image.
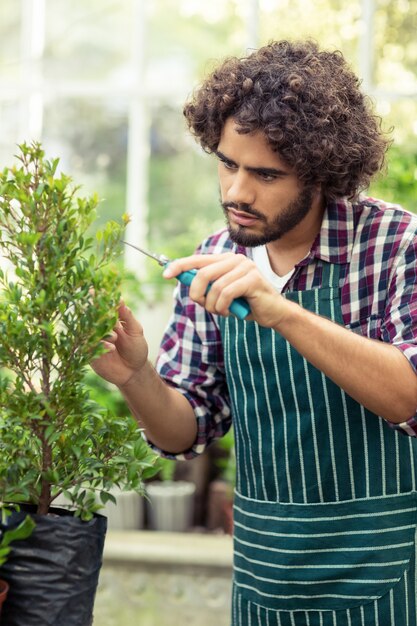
[214,275,255,315]
[101,341,116,352]
[188,254,251,303]
[204,264,255,315]
[92,341,116,362]
[162,253,234,278]
[104,330,118,343]
[115,303,144,338]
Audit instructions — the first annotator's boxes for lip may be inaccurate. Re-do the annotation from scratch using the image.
[228,208,259,227]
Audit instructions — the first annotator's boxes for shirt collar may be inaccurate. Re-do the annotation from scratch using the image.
[307,197,354,266]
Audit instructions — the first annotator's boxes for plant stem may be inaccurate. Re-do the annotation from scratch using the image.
[37,217,53,514]
[38,437,52,515]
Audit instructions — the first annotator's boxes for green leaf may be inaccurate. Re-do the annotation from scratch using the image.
[99,491,116,505]
[1,515,36,548]
[0,515,36,565]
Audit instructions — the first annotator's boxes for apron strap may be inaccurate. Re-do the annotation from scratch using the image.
[321,260,341,288]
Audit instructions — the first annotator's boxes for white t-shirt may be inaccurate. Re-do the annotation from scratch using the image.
[251,245,294,293]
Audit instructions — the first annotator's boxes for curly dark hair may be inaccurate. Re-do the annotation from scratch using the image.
[183,40,391,200]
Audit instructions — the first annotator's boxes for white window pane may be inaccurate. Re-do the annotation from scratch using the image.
[0,101,21,163]
[0,1,21,80]
[42,98,128,228]
[44,0,134,82]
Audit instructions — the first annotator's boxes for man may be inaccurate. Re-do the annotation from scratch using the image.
[93,40,417,625]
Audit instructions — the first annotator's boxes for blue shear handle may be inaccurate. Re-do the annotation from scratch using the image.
[176,269,251,320]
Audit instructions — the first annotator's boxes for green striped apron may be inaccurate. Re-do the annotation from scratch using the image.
[218,261,417,625]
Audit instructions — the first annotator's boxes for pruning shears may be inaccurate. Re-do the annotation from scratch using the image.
[122,241,251,320]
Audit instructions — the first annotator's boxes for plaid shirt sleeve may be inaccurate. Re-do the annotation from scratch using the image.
[383,225,417,436]
[151,281,232,460]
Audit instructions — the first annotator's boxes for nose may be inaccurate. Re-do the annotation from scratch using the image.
[224,170,255,207]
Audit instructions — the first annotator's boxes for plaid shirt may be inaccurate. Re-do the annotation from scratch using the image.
[155,196,417,458]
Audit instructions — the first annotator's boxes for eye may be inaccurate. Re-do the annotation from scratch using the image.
[258,172,277,182]
[222,160,237,171]
[218,155,237,171]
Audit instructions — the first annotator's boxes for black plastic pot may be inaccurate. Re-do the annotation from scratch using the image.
[0,505,107,626]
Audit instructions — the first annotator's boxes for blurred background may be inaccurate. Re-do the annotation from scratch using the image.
[1,2,416,624]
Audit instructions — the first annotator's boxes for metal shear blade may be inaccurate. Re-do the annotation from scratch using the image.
[122,241,170,266]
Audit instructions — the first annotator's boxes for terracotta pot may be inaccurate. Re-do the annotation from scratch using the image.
[222,499,234,536]
[0,578,10,616]
[206,480,234,534]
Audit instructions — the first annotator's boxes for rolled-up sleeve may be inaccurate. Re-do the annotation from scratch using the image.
[152,282,232,459]
[383,229,417,436]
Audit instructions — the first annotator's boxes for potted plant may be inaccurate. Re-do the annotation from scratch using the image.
[144,458,198,532]
[0,142,158,626]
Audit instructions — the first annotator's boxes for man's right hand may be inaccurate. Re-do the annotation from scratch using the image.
[91,302,149,388]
